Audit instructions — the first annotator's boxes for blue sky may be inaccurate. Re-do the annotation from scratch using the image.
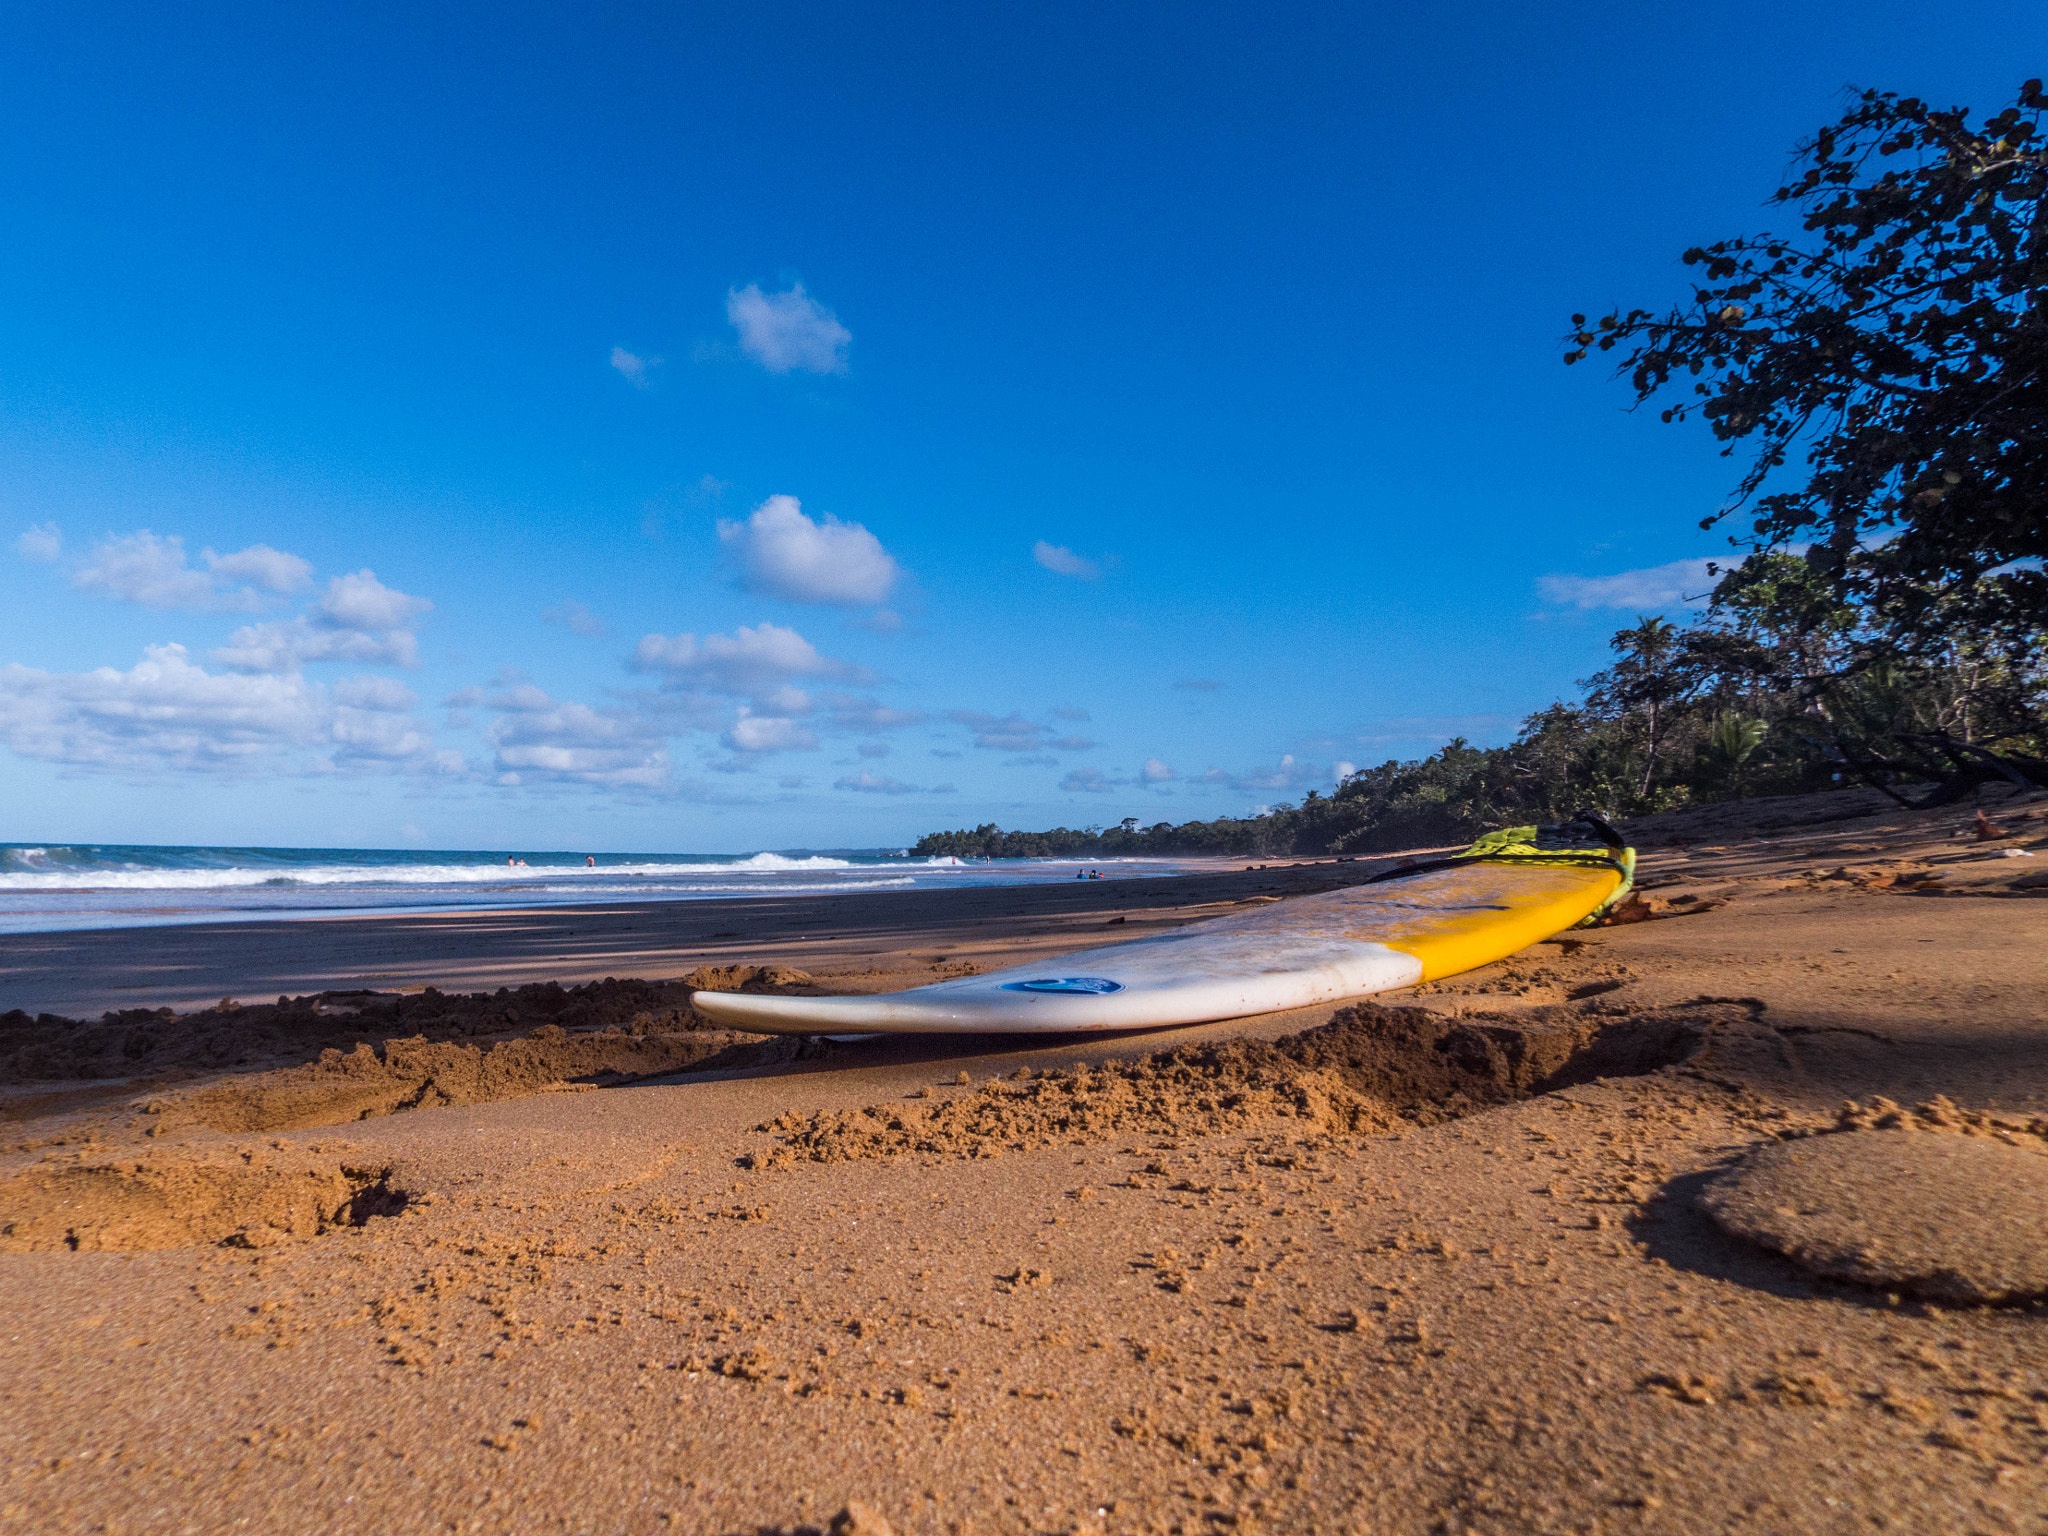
[1,2,2037,852]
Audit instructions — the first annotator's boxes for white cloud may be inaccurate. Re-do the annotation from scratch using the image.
[1193,753,1329,794]
[1033,541,1099,580]
[756,684,812,716]
[726,283,851,375]
[821,692,923,733]
[0,644,444,776]
[15,523,61,562]
[835,770,931,795]
[723,711,819,754]
[1536,558,1716,611]
[329,705,433,765]
[1334,759,1358,783]
[214,570,432,672]
[332,676,419,712]
[318,569,428,630]
[1142,757,1176,783]
[718,494,899,606]
[71,532,217,608]
[70,531,313,611]
[631,621,874,697]
[610,346,661,388]
[947,710,1051,752]
[478,680,547,711]
[1060,767,1116,794]
[857,742,889,758]
[945,711,1098,754]
[0,645,320,769]
[630,687,741,740]
[206,544,314,595]
[542,599,605,637]
[481,686,673,792]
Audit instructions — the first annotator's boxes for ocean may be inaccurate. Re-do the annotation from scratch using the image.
[0,843,1203,935]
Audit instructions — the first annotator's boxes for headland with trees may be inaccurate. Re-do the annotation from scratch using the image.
[917,83,2048,862]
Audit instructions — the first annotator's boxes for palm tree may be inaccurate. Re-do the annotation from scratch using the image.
[1589,616,1691,799]
[1705,713,1767,796]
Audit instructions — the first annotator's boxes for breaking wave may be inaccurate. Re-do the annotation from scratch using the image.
[0,842,1195,934]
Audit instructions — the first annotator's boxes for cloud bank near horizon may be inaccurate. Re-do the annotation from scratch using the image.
[3,517,1488,822]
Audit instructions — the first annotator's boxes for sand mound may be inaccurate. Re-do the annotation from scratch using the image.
[1703,1121,2048,1303]
[146,1025,826,1135]
[745,1001,1709,1168]
[0,967,813,1088]
[3,968,828,1135]
[0,1142,406,1252]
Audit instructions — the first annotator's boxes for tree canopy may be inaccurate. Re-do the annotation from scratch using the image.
[918,83,2048,862]
[1566,80,2047,643]
[914,545,2045,862]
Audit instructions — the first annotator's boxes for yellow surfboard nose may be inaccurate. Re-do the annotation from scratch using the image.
[1374,863,1622,983]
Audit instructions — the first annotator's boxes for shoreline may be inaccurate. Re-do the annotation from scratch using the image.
[0,854,1235,943]
[0,856,1358,1019]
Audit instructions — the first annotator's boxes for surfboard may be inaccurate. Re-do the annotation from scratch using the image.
[687,858,1623,1035]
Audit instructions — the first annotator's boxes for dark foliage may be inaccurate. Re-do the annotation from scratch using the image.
[915,554,2045,861]
[1565,79,2048,644]
[921,83,2048,863]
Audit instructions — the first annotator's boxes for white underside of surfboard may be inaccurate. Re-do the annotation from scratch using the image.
[688,861,1618,1035]
[692,919,1422,1035]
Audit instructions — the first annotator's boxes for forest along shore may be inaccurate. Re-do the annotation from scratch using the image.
[1,784,2046,1535]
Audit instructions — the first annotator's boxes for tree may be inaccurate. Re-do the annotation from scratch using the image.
[1567,81,2048,646]
[1703,712,1768,796]
[1583,616,1695,796]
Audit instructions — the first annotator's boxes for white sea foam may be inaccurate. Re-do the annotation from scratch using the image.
[0,853,867,891]
[0,840,1198,935]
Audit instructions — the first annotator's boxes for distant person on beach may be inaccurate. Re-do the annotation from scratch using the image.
[507,856,515,866]
[586,855,596,867]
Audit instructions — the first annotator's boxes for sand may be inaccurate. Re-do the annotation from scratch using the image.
[1706,1126,2048,1304]
[1,785,2046,1534]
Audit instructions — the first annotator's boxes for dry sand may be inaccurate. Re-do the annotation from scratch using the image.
[2,785,2046,1534]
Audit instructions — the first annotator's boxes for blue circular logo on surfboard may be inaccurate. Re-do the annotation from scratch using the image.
[1000,977,1125,995]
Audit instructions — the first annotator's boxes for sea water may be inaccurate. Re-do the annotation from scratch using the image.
[0,844,1199,934]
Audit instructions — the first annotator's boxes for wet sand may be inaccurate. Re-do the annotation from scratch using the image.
[0,857,1320,1021]
[3,786,2046,1534]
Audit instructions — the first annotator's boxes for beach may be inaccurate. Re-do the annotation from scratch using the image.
[4,786,2047,1534]
[0,855,1273,1022]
